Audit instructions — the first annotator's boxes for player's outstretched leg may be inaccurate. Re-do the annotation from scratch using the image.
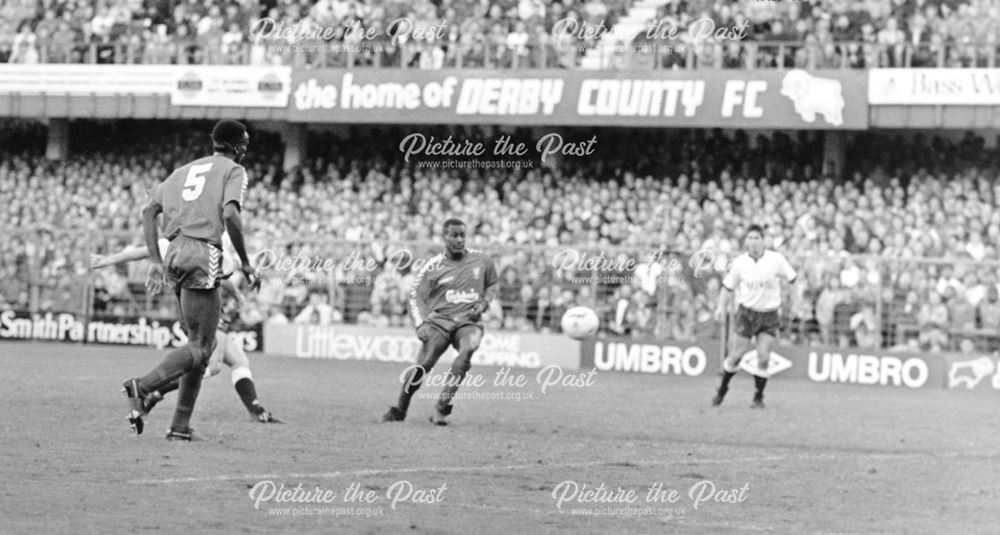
[223,338,281,423]
[383,327,450,422]
[124,345,202,434]
[431,326,483,426]
[156,330,223,423]
[165,287,220,441]
[143,379,179,414]
[123,378,146,435]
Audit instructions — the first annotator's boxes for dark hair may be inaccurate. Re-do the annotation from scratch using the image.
[746,224,765,237]
[443,218,465,231]
[211,120,248,151]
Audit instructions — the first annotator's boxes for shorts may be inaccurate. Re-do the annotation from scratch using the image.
[164,235,223,290]
[734,305,780,339]
[424,316,484,350]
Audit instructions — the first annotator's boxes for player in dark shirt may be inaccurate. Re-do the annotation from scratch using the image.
[148,278,279,422]
[121,120,259,441]
[93,245,278,423]
[382,218,499,426]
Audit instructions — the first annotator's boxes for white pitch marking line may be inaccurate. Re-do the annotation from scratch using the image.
[127,450,983,486]
[424,501,779,531]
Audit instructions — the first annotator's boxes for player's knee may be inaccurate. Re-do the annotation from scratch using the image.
[457,331,483,354]
[231,365,252,385]
[191,353,209,374]
[184,343,209,365]
[457,342,480,358]
[226,346,250,369]
[196,341,215,363]
[451,354,473,376]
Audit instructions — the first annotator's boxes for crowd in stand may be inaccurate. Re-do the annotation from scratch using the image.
[1,0,997,67]
[0,0,628,66]
[4,121,1000,352]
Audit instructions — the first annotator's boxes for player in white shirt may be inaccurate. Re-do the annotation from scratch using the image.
[713,225,797,409]
[91,236,280,423]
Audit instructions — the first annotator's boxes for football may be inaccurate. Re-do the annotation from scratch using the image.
[561,306,600,340]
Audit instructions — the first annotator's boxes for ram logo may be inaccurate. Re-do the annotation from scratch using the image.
[947,356,997,389]
[780,70,845,127]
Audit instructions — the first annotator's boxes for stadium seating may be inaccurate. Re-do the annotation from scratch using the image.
[1,0,998,68]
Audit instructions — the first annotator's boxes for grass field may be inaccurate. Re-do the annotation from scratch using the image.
[1,340,997,534]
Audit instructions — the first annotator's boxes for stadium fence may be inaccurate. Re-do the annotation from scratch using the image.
[5,229,1000,354]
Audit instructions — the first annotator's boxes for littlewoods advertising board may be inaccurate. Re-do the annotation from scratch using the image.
[264,323,581,370]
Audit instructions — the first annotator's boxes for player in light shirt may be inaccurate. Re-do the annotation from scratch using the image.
[713,224,797,409]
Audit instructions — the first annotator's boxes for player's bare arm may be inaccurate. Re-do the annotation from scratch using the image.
[222,201,259,291]
[90,245,150,269]
[715,286,731,322]
[409,256,437,339]
[141,199,164,295]
[219,278,244,305]
[470,277,498,322]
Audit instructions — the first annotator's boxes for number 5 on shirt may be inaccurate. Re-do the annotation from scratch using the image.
[181,163,213,201]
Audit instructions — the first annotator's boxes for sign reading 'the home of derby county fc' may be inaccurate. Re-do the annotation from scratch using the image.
[289,69,868,129]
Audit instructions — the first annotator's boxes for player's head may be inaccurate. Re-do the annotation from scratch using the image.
[211,120,250,163]
[442,218,466,255]
[745,224,765,256]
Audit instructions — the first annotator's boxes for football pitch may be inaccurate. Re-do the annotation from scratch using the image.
[1,341,997,534]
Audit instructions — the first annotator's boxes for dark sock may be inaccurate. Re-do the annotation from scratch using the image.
[159,378,180,397]
[754,376,767,397]
[139,347,199,394]
[719,370,736,392]
[438,356,472,412]
[170,366,205,432]
[234,378,264,415]
[396,365,427,415]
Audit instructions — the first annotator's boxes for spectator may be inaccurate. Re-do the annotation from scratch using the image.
[143,24,174,64]
[918,291,950,351]
[978,287,1000,331]
[267,306,290,324]
[850,305,879,349]
[528,285,555,332]
[876,17,904,66]
[608,285,632,335]
[221,22,244,65]
[816,277,843,345]
[10,22,40,63]
[293,290,338,325]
